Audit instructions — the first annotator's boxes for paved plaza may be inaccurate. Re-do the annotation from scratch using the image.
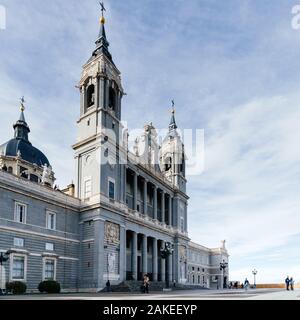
[0,289,299,300]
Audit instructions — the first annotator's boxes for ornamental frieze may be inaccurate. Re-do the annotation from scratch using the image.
[105,221,120,244]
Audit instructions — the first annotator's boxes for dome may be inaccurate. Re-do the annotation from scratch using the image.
[0,106,50,168]
[0,138,50,167]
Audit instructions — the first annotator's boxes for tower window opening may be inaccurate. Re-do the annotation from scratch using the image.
[109,87,116,111]
[86,84,95,108]
[164,157,172,171]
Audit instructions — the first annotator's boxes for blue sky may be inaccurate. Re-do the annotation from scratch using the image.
[0,0,300,283]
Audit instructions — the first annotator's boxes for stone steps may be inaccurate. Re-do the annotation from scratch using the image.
[103,281,210,293]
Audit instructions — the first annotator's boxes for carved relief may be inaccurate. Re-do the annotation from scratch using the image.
[105,222,120,244]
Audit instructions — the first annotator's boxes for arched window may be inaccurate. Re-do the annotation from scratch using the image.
[7,166,13,174]
[109,87,116,111]
[164,157,172,171]
[86,84,95,108]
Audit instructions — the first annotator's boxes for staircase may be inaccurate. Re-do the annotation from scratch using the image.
[103,281,209,293]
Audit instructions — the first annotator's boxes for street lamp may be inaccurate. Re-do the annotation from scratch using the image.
[252,269,258,289]
[0,251,10,295]
[0,252,9,266]
[219,260,228,289]
[160,242,174,289]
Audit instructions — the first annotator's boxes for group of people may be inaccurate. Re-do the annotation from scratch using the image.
[285,276,295,291]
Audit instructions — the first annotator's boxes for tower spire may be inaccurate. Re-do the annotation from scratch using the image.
[13,97,30,142]
[92,2,112,61]
[169,100,178,131]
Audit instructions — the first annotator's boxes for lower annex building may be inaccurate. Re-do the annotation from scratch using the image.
[0,8,229,292]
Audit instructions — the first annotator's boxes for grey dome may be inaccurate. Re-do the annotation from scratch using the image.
[0,109,50,167]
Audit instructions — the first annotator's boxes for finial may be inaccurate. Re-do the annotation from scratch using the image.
[99,1,106,24]
[171,99,175,114]
[20,96,25,112]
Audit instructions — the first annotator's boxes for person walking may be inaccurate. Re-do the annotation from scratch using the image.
[244,278,250,291]
[290,277,295,291]
[106,280,111,292]
[173,279,176,288]
[285,276,290,291]
[143,274,150,294]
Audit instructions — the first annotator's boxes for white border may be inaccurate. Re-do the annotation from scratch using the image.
[10,253,27,282]
[14,202,27,224]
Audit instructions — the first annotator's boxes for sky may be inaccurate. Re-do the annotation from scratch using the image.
[0,0,300,284]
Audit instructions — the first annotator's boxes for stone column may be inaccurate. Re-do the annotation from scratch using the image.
[124,166,128,204]
[153,185,157,220]
[80,87,85,115]
[152,238,158,281]
[160,240,166,282]
[142,234,148,275]
[168,195,172,226]
[132,231,138,280]
[120,227,126,281]
[143,179,148,215]
[133,172,138,211]
[168,251,173,283]
[93,219,105,289]
[94,77,99,108]
[161,190,165,223]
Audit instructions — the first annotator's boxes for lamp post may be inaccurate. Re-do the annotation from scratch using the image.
[0,251,10,295]
[160,242,174,289]
[219,260,228,289]
[252,269,257,289]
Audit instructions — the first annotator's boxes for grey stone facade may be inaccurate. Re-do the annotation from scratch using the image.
[0,11,229,293]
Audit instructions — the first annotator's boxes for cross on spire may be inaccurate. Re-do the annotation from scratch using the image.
[20,96,26,112]
[99,1,106,17]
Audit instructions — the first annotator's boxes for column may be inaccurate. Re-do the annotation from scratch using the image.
[168,251,173,283]
[80,87,85,115]
[142,234,148,274]
[143,179,148,215]
[160,240,166,282]
[93,219,105,288]
[133,172,138,211]
[152,238,158,281]
[168,195,172,226]
[99,77,105,109]
[161,190,165,223]
[132,231,137,280]
[94,77,99,108]
[153,185,157,220]
[120,227,126,281]
[124,166,128,204]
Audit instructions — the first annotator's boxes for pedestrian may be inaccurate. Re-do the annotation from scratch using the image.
[173,279,176,288]
[285,276,290,291]
[143,274,150,294]
[244,278,249,291]
[290,277,295,291]
[106,280,111,292]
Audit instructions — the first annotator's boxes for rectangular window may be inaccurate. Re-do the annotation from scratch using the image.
[84,179,92,199]
[12,256,25,280]
[44,259,55,280]
[13,237,24,247]
[46,211,56,230]
[108,179,115,200]
[15,203,27,224]
[45,243,54,251]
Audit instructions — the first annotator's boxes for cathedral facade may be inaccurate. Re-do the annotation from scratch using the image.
[0,10,229,293]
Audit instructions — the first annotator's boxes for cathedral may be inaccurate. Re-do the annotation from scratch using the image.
[0,8,229,293]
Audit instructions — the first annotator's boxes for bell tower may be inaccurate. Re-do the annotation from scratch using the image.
[73,5,125,202]
[160,104,186,193]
